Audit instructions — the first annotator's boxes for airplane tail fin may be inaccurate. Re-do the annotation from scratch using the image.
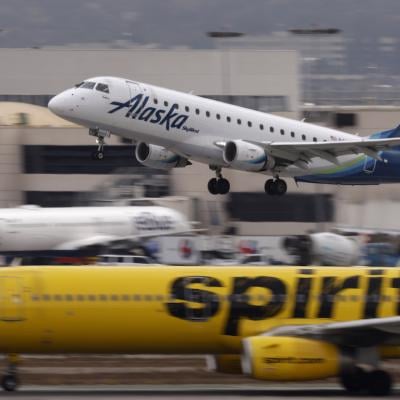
[370,124,400,139]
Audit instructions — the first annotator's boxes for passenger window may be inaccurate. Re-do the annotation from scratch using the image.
[259,124,264,130]
[195,108,200,115]
[65,294,73,301]
[313,137,317,142]
[270,126,274,133]
[302,134,306,141]
[206,111,210,117]
[247,121,252,127]
[237,119,242,125]
[280,129,285,135]
[133,294,141,301]
[226,116,231,122]
[42,294,51,301]
[185,106,189,112]
[88,295,96,301]
[99,294,108,301]
[154,98,158,104]
[54,295,62,301]
[173,103,179,110]
[96,83,110,94]
[80,81,96,89]
[122,294,130,301]
[164,100,168,107]
[291,131,295,138]
[111,295,119,301]
[216,113,221,120]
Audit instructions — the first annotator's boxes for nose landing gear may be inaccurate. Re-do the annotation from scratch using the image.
[89,128,110,160]
[264,178,287,196]
[208,167,230,195]
[1,354,19,392]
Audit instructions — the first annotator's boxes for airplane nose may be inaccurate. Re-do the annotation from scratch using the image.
[48,94,64,116]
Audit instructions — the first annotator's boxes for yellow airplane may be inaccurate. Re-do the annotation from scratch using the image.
[0,265,399,395]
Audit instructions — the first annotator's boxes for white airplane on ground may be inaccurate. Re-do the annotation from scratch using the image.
[49,76,400,195]
[0,205,191,256]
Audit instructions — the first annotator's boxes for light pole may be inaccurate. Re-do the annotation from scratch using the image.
[207,31,244,98]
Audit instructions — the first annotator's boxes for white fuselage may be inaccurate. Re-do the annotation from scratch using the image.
[0,206,190,252]
[48,76,358,177]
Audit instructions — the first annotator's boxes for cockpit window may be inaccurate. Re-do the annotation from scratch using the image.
[80,81,96,89]
[74,82,84,88]
[96,83,110,94]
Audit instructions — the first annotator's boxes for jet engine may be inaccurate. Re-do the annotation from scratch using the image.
[206,354,243,374]
[135,142,190,170]
[242,336,343,381]
[223,140,275,172]
[283,232,360,266]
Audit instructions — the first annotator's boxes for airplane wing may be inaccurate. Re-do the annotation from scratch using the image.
[265,316,400,346]
[54,230,199,251]
[243,137,400,166]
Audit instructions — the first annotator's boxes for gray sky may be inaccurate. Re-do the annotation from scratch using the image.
[0,0,400,48]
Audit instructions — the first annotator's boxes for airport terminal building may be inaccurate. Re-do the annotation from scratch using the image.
[0,48,398,234]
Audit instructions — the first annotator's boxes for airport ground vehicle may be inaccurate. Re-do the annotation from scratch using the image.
[0,265,398,395]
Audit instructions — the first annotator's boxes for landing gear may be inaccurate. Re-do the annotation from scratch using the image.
[1,354,19,392]
[89,127,110,160]
[340,368,392,396]
[264,178,287,196]
[208,167,230,195]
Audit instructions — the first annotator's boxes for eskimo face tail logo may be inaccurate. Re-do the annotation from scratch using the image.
[108,94,189,131]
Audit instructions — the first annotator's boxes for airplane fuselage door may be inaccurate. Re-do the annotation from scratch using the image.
[363,156,377,174]
[126,81,142,104]
[0,277,24,321]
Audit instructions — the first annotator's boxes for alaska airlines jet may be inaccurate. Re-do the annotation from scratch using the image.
[0,205,191,256]
[0,266,399,395]
[48,77,400,195]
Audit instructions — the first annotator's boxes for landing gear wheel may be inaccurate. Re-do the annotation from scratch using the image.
[264,179,276,195]
[1,374,18,392]
[367,369,392,396]
[208,178,219,195]
[340,366,367,394]
[92,150,104,160]
[217,178,230,195]
[275,179,287,196]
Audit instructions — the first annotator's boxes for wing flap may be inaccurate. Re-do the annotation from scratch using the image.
[265,316,400,346]
[244,137,400,166]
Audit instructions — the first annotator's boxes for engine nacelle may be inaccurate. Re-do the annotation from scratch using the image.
[242,336,342,381]
[223,140,275,172]
[135,142,189,170]
[283,232,360,266]
[206,354,243,374]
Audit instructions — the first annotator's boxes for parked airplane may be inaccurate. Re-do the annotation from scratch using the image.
[0,205,191,256]
[0,266,399,395]
[48,76,400,196]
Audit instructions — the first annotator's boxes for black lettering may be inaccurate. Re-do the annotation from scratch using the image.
[392,277,400,314]
[224,276,286,336]
[150,109,165,123]
[166,276,222,322]
[138,107,156,121]
[171,115,189,129]
[132,96,149,119]
[317,275,360,318]
[363,269,384,319]
[292,269,314,318]
[159,105,179,130]
[125,94,143,117]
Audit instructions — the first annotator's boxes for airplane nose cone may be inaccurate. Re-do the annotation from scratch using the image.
[48,94,64,116]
